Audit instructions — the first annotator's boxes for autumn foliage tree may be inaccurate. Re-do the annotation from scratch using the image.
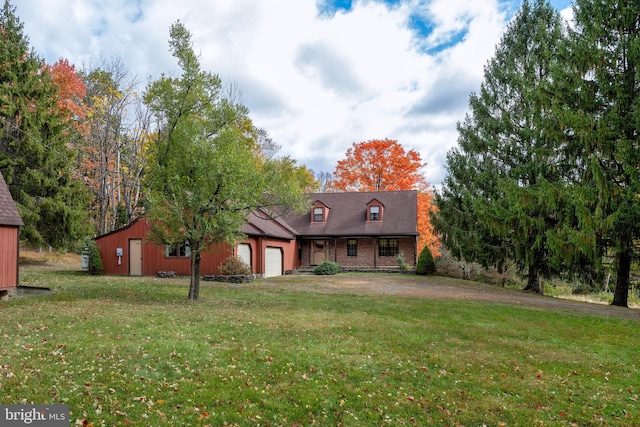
[48,59,89,130]
[332,139,426,191]
[331,139,439,256]
[78,60,150,235]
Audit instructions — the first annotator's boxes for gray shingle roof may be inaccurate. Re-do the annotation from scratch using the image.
[283,190,418,237]
[0,171,23,227]
[241,209,296,240]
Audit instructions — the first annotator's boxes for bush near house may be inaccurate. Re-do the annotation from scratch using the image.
[313,261,342,275]
[416,245,436,275]
[219,256,252,276]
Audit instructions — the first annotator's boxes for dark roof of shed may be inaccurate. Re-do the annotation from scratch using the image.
[0,171,23,227]
[283,190,418,237]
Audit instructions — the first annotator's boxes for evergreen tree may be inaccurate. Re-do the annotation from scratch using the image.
[434,0,566,293]
[415,246,436,276]
[553,0,640,307]
[0,0,90,248]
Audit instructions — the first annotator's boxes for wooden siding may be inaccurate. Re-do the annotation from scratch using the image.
[96,220,232,276]
[0,226,19,289]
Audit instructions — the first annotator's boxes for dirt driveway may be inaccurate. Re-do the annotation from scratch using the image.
[267,273,640,321]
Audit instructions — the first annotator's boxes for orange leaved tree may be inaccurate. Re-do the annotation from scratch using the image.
[331,139,440,256]
[48,59,89,131]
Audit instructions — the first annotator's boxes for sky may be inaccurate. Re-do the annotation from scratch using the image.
[18,0,573,188]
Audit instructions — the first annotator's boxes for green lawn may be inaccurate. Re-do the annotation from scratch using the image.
[1,263,638,426]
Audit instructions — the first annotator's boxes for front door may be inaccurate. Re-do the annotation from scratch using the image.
[311,240,329,265]
[129,239,142,276]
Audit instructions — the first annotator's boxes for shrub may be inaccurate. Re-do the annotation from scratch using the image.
[396,252,408,270]
[219,256,252,276]
[85,239,103,275]
[415,246,436,275]
[313,261,342,275]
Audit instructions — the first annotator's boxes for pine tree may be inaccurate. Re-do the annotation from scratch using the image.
[434,0,566,293]
[0,0,90,248]
[554,0,640,307]
[415,246,436,275]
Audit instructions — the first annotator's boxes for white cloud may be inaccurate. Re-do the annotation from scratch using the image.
[18,0,520,186]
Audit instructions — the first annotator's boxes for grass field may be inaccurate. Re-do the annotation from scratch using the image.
[1,253,638,426]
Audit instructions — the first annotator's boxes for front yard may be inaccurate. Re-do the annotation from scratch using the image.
[0,252,637,426]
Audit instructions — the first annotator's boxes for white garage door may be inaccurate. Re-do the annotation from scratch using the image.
[237,244,252,268]
[265,247,283,277]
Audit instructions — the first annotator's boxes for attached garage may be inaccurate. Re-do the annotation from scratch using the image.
[264,247,283,277]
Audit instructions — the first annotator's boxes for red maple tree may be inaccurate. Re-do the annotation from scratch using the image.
[47,59,89,130]
[331,139,440,256]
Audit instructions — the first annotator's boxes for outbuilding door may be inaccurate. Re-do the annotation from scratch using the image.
[264,247,283,277]
[129,239,142,276]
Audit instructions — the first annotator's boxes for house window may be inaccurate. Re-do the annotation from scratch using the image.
[166,242,191,258]
[347,239,357,257]
[313,207,324,222]
[369,205,380,221]
[378,238,398,257]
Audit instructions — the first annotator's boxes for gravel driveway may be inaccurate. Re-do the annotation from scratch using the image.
[267,273,640,321]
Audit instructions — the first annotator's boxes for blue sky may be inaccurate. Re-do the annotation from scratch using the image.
[19,0,574,187]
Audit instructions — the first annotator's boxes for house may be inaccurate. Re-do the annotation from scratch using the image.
[0,171,24,298]
[96,190,418,277]
[283,190,418,270]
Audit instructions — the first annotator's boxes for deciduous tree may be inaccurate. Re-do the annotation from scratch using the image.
[314,171,333,192]
[332,139,426,191]
[78,59,148,235]
[144,21,308,300]
[48,59,89,131]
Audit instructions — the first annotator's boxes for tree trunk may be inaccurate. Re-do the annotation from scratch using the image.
[522,265,542,294]
[611,246,630,308]
[188,250,202,301]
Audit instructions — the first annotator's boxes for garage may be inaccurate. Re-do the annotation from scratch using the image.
[237,244,252,269]
[264,247,283,277]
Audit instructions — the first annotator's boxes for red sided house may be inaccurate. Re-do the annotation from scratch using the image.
[0,171,24,296]
[96,190,418,277]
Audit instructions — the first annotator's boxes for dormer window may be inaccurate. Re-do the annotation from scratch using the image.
[369,206,380,221]
[366,199,384,222]
[311,201,330,223]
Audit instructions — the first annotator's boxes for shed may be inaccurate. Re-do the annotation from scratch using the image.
[0,171,24,295]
